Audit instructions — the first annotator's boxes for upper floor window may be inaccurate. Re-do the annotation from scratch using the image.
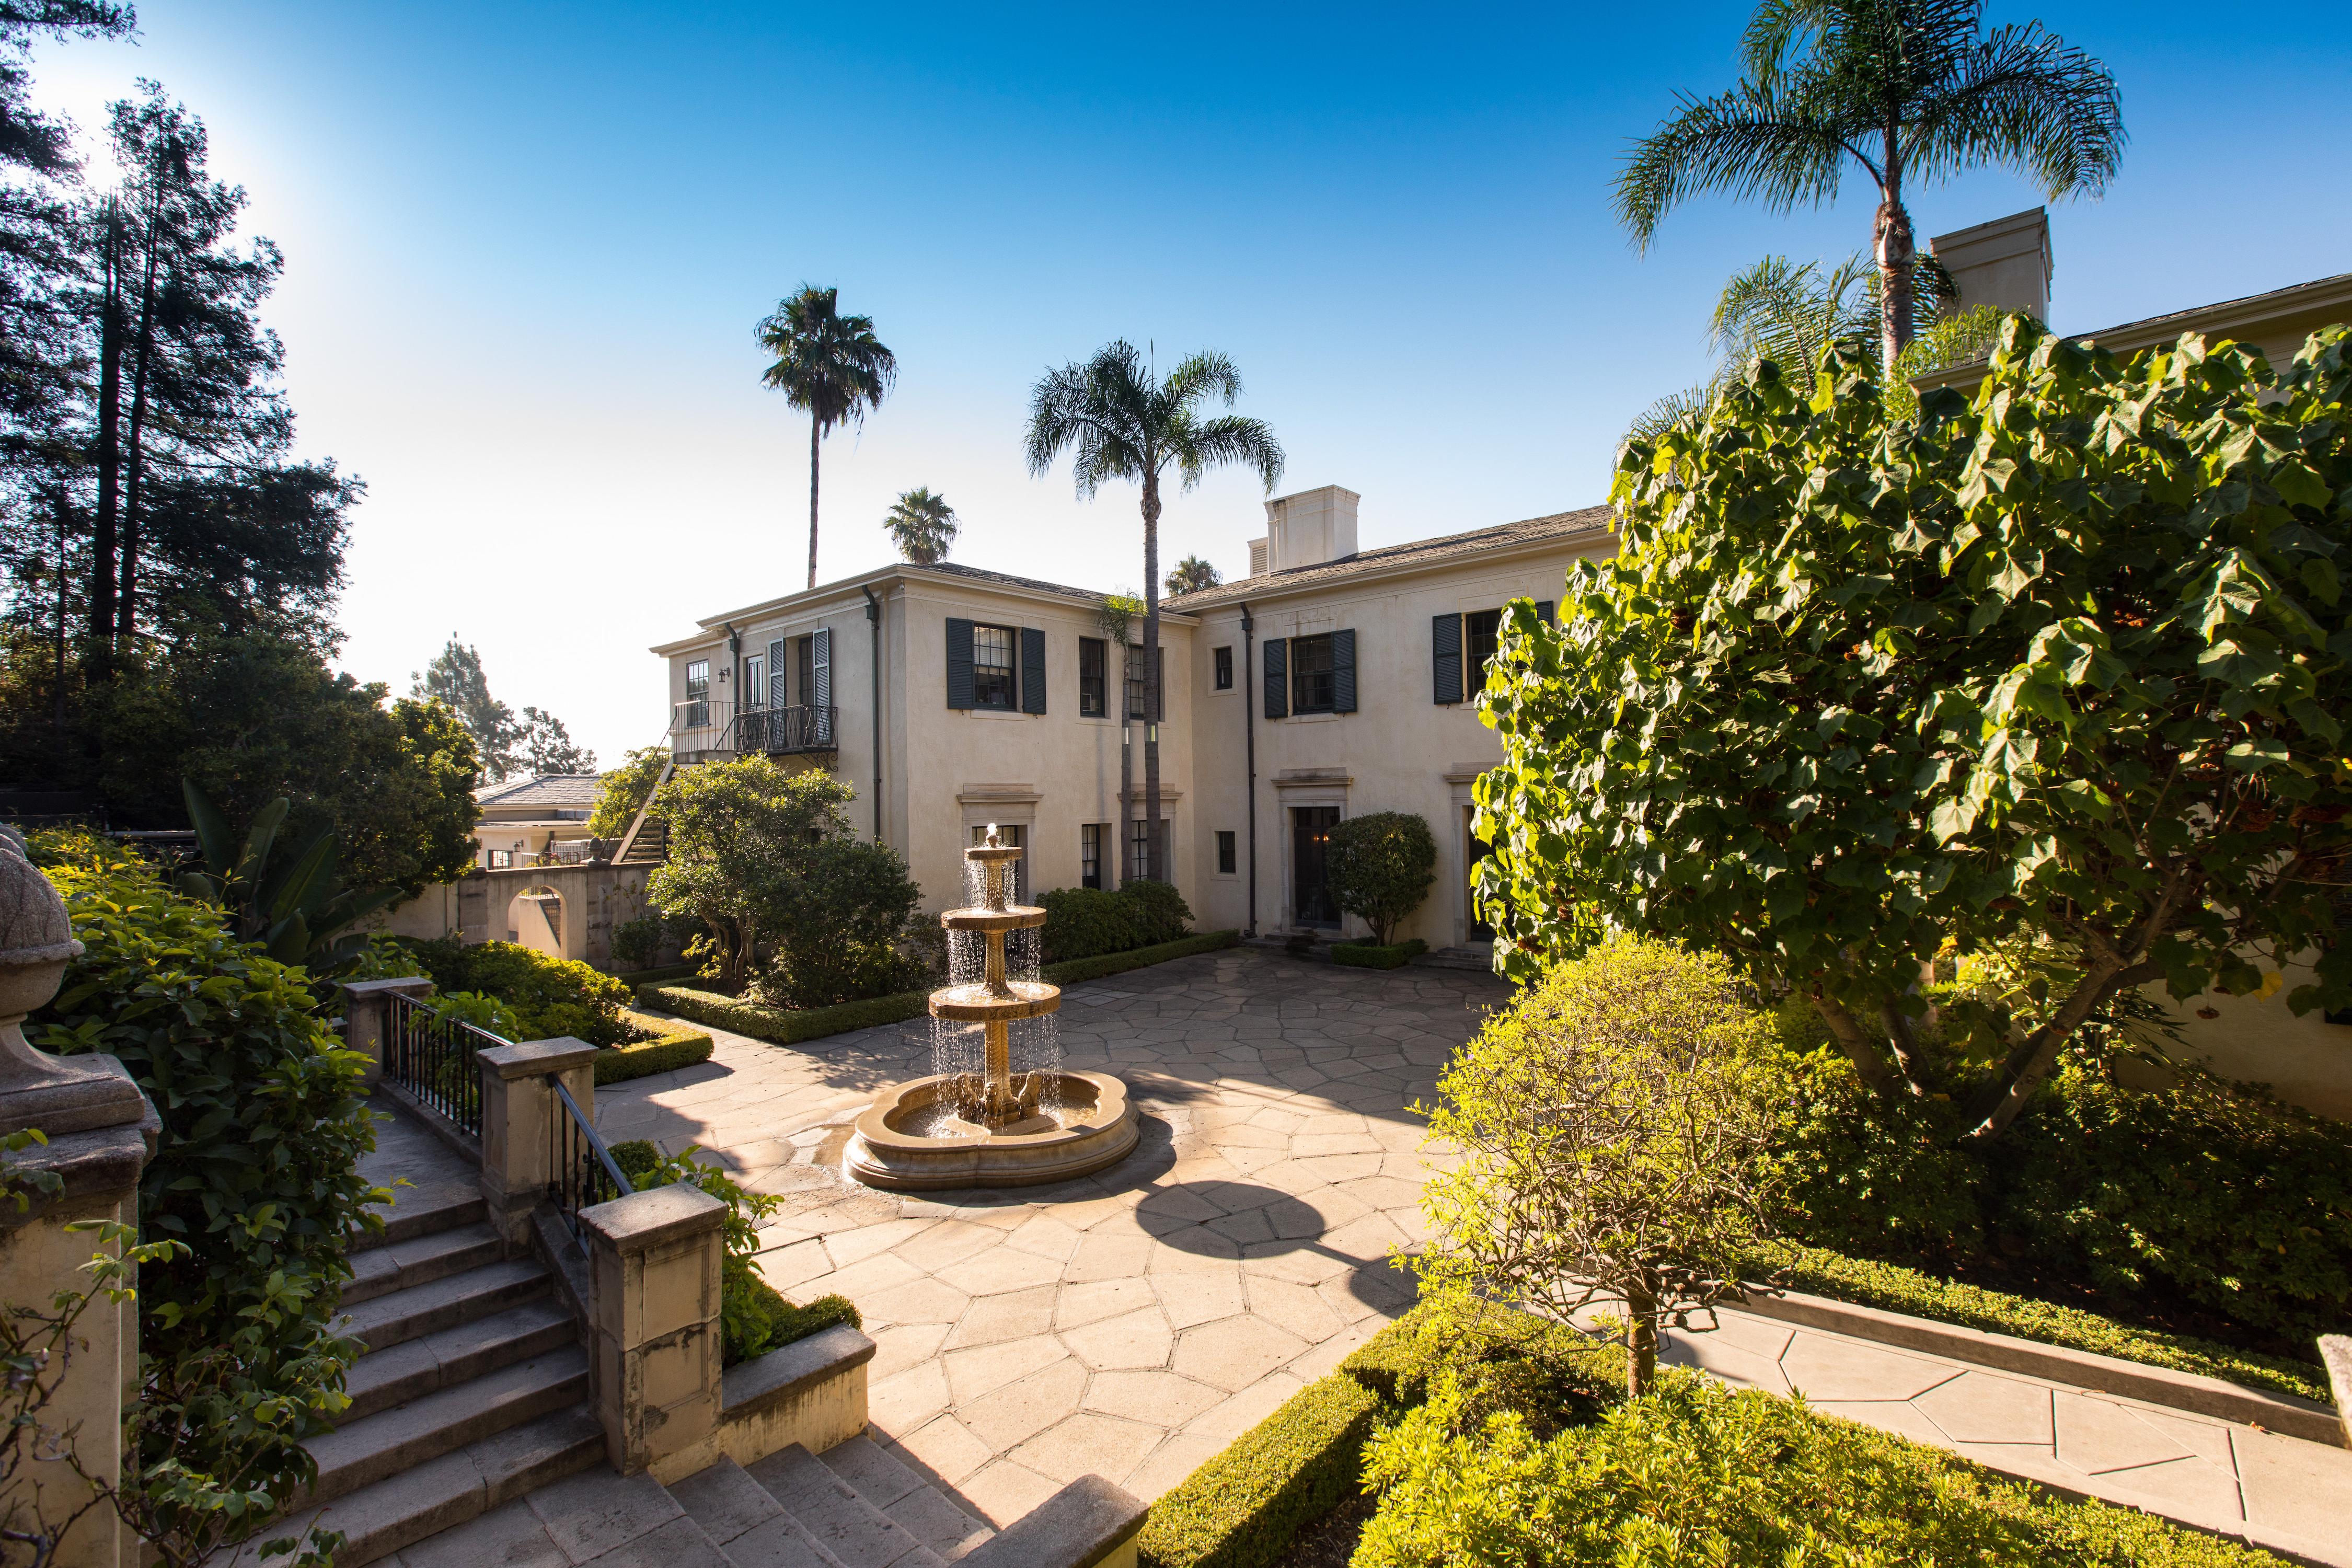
[743,653,766,709]
[684,660,710,727]
[1433,604,1547,705]
[1213,645,1233,690]
[1125,645,1163,721]
[1079,638,1107,717]
[973,625,1016,709]
[1291,633,1336,714]
[1464,610,1501,677]
[1262,631,1356,718]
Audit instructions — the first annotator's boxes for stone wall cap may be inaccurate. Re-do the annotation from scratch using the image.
[341,976,436,1000]
[720,1323,875,1416]
[0,1114,154,1227]
[581,1181,724,1251]
[958,1474,1146,1568]
[477,1036,602,1079]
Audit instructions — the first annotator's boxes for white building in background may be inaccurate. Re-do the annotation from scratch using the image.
[648,486,1610,953]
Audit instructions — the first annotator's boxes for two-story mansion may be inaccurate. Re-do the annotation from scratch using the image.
[648,485,1614,950]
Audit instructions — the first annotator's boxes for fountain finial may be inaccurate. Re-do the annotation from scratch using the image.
[985,823,1000,848]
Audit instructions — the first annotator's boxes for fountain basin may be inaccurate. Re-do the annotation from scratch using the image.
[845,1070,1138,1191]
[929,980,1059,1022]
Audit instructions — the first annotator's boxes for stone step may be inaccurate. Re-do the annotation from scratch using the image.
[336,1256,550,1354]
[303,1346,589,1508]
[744,1444,948,1568]
[340,1298,579,1424]
[353,1185,488,1254]
[671,1456,849,1567]
[341,1221,504,1308]
[208,1402,604,1568]
[817,1436,993,1562]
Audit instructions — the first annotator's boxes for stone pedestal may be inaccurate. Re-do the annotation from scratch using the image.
[579,1183,726,1477]
[476,1037,599,1248]
[337,976,435,1089]
[0,839,156,1568]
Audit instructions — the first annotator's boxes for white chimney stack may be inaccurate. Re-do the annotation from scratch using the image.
[1258,485,1359,574]
[1929,207,2052,324]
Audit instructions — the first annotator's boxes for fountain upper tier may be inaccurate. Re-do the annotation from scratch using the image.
[940,905,1045,934]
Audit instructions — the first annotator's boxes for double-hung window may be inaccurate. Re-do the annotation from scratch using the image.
[1079,638,1106,717]
[1464,610,1501,678]
[972,625,1016,709]
[684,660,710,728]
[1213,645,1233,690]
[1290,634,1336,714]
[1081,823,1105,889]
[1124,645,1164,720]
[743,653,766,710]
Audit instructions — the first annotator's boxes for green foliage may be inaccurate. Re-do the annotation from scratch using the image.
[1417,935,1783,1392]
[1480,324,2352,1138]
[1118,878,1192,945]
[883,485,958,565]
[594,1017,715,1086]
[30,847,382,1563]
[719,1277,862,1369]
[1329,939,1428,970]
[1039,880,1192,962]
[410,636,596,782]
[640,983,931,1046]
[750,836,925,1009]
[609,911,672,971]
[1137,1374,1379,1568]
[430,989,523,1040]
[175,778,406,981]
[1354,1370,2269,1568]
[1751,1242,2329,1406]
[398,938,633,1045]
[589,745,668,840]
[1322,812,1435,946]
[606,1140,811,1364]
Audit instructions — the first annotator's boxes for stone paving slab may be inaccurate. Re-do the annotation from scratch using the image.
[608,948,2352,1562]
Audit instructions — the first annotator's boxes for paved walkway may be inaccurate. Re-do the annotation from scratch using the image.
[604,948,2352,1562]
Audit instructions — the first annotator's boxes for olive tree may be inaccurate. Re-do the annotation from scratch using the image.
[1416,935,1783,1396]
[1325,810,1437,946]
[1476,321,2352,1139]
[646,758,862,993]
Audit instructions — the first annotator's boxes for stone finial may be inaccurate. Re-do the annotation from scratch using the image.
[0,836,146,1139]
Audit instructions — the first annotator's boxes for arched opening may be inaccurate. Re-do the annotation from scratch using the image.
[508,884,566,957]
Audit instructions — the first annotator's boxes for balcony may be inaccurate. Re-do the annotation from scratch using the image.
[671,701,838,759]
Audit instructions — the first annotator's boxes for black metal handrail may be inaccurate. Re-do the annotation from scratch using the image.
[731,704,837,755]
[384,992,498,1136]
[549,1075,633,1243]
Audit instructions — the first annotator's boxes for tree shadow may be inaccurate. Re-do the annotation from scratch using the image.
[1136,1179,1420,1315]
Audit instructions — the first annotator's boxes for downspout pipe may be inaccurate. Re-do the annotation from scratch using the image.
[723,621,741,746]
[1240,602,1256,939]
[861,584,883,844]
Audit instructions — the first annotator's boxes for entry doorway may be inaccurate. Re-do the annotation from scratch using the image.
[1291,806,1341,928]
[1465,808,1494,940]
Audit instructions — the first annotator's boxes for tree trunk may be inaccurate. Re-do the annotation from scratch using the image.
[1874,137,1915,376]
[1808,989,1904,1097]
[89,205,122,661]
[1117,683,1133,891]
[118,236,162,647]
[1141,470,1162,884]
[806,414,823,592]
[1959,958,2130,1140]
[51,489,67,730]
[1625,1286,1659,1399]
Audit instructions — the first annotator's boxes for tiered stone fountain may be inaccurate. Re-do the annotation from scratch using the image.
[845,828,1137,1191]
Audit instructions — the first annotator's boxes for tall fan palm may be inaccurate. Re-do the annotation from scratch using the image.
[1165,555,1223,596]
[1615,0,2124,372]
[757,285,897,590]
[884,486,958,565]
[1027,342,1282,882]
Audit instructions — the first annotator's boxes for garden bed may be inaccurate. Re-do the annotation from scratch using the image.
[1328,938,1427,970]
[593,1010,716,1085]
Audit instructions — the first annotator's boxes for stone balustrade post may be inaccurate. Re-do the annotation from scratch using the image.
[475,1037,599,1247]
[338,975,435,1089]
[579,1183,727,1478]
[0,839,158,1568]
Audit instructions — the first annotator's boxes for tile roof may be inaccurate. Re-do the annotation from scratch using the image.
[475,774,604,808]
[1172,504,1616,609]
[899,561,1119,605]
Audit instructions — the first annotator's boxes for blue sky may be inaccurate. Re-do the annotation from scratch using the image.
[24,1,2352,763]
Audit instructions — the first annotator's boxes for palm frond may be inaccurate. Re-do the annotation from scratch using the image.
[1615,82,1869,248]
[757,284,897,431]
[1909,21,2125,197]
[883,486,959,565]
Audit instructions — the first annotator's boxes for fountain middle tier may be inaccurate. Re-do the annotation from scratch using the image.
[930,980,1059,1021]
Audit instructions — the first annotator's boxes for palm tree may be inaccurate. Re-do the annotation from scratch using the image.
[884,486,958,566]
[1615,0,2124,373]
[757,285,897,590]
[1096,592,1142,884]
[1027,343,1282,882]
[1165,555,1222,597]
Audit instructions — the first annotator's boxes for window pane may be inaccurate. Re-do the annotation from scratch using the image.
[1290,634,1335,712]
[1080,639,1105,717]
[743,655,765,708]
[1081,823,1101,889]
[1465,609,1501,681]
[1125,645,1147,719]
[1214,646,1233,690]
[1216,829,1236,874]
[974,625,1015,708]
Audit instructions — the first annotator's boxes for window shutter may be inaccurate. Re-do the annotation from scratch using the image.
[946,618,974,708]
[812,628,832,707]
[767,639,785,710]
[1432,614,1462,705]
[1263,638,1288,719]
[1021,627,1047,714]
[1332,629,1357,713]
[1536,599,1555,626]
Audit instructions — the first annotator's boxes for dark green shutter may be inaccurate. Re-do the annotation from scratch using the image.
[1536,599,1555,626]
[1264,637,1288,719]
[946,618,974,708]
[1021,627,1047,713]
[1432,614,1462,704]
[1332,629,1357,713]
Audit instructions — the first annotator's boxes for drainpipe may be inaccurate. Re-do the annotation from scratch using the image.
[1240,603,1256,939]
[723,621,741,747]
[861,584,884,844]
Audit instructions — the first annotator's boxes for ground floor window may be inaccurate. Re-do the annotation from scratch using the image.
[1127,817,1169,883]
[1081,823,1105,889]
[1216,829,1237,875]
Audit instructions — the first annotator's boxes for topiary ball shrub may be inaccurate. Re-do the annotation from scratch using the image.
[1039,885,1139,962]
[1116,878,1192,946]
[1324,812,1435,946]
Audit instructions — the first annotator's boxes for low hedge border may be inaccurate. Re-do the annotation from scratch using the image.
[1328,938,1428,970]
[594,1011,716,1085]
[635,930,1242,1048]
[615,961,700,986]
[1752,1242,2331,1406]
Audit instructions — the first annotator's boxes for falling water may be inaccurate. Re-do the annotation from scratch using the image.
[915,851,1068,1128]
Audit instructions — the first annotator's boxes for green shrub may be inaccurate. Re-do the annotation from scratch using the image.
[1747,1242,2330,1406]
[1118,878,1192,946]
[1323,812,1436,946]
[29,836,382,1560]
[431,988,523,1039]
[605,1140,797,1364]
[609,912,671,971]
[641,984,931,1045]
[1354,1370,2274,1568]
[399,937,634,1045]
[593,1016,715,1086]
[1329,939,1428,970]
[721,1273,861,1365]
[757,933,924,1011]
[1137,1374,1380,1568]
[1039,885,1139,962]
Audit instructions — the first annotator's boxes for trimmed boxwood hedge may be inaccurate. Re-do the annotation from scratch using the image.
[1749,1241,2332,1406]
[636,930,1240,1047]
[593,1012,716,1085]
[1328,938,1428,970]
[1138,1368,1381,1568]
